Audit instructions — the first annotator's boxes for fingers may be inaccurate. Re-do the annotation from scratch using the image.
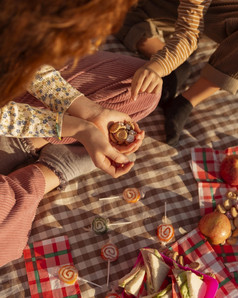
[95,149,134,178]
[131,67,163,101]
[131,69,145,101]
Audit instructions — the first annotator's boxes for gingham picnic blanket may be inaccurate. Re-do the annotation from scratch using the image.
[1,36,238,298]
[23,235,81,298]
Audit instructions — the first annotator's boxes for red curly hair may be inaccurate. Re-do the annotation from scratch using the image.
[0,0,137,106]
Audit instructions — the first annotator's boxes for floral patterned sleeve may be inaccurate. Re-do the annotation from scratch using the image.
[0,101,63,138]
[27,65,84,113]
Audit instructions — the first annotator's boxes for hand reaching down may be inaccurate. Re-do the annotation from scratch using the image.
[131,62,163,101]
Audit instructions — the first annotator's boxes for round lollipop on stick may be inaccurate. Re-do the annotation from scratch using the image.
[58,265,102,288]
[101,243,119,287]
[157,202,175,244]
[122,187,145,203]
[91,216,131,235]
[98,187,145,203]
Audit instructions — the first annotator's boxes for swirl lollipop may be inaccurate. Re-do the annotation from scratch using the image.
[157,202,175,243]
[58,265,102,288]
[91,216,131,235]
[97,186,145,203]
[101,243,119,287]
[157,224,174,243]
[92,216,109,235]
[122,187,144,203]
[58,265,78,285]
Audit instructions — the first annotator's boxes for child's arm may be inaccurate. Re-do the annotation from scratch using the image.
[150,0,212,77]
[131,0,212,100]
[0,101,62,138]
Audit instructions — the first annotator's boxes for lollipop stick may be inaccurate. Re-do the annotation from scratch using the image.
[77,276,102,288]
[164,202,167,223]
[109,221,132,226]
[99,196,119,201]
[106,260,110,287]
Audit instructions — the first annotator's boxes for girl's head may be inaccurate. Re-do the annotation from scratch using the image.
[0,0,137,106]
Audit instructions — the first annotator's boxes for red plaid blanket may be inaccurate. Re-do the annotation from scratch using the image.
[23,235,81,298]
[170,228,237,298]
[191,146,238,183]
[190,146,238,287]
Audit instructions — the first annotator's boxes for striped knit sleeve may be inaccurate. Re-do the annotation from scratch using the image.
[0,165,45,267]
[27,65,84,113]
[151,0,212,76]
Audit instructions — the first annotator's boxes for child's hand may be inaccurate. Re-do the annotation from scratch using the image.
[131,61,163,101]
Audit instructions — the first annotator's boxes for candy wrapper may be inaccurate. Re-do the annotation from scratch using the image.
[23,235,81,298]
[170,228,237,297]
[118,246,218,298]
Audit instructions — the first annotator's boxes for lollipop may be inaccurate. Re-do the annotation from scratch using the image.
[157,224,174,242]
[58,265,78,285]
[92,216,109,235]
[58,265,102,288]
[122,187,143,203]
[91,216,131,235]
[101,243,119,287]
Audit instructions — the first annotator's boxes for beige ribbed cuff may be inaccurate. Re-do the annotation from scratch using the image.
[201,63,238,95]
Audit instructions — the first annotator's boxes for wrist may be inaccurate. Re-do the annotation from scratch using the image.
[67,95,104,121]
[62,114,94,142]
[146,60,165,77]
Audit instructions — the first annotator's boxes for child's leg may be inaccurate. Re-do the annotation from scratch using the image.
[0,137,38,175]
[164,2,238,146]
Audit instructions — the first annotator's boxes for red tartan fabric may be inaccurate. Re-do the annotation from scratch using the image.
[191,146,238,184]
[198,182,237,216]
[170,228,237,298]
[190,146,238,292]
[23,235,81,298]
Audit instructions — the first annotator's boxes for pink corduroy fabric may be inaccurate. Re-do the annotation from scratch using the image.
[0,165,45,267]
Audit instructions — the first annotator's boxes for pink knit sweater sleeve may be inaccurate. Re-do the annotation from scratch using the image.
[0,165,45,267]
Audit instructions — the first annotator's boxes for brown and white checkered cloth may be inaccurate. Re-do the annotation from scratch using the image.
[0,36,238,298]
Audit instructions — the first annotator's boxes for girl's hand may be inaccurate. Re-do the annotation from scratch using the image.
[88,109,145,155]
[131,61,163,101]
